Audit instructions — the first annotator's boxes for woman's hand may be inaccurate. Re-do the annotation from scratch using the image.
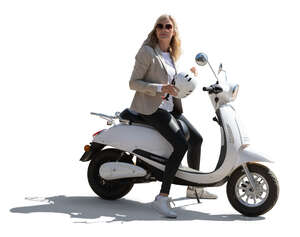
[162,84,180,97]
[190,66,198,77]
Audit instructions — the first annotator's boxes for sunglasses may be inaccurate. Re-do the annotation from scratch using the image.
[156,23,173,30]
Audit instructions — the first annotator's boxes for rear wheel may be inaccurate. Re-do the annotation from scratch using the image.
[227,163,279,217]
[87,148,134,200]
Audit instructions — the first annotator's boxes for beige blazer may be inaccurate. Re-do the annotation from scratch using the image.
[129,44,183,115]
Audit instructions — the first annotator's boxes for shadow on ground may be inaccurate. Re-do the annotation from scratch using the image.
[10,195,264,223]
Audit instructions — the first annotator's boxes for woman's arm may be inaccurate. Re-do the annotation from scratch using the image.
[129,46,162,96]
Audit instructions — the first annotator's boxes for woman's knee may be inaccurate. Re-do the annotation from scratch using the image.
[178,115,202,145]
[190,133,203,146]
[197,134,203,145]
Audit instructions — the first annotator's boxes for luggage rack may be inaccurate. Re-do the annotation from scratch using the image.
[91,112,130,125]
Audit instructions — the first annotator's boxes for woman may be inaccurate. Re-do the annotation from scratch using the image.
[129,14,216,218]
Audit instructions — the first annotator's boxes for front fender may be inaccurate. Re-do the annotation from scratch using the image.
[235,149,273,168]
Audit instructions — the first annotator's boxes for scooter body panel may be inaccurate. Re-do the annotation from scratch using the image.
[92,104,271,186]
[93,124,173,158]
[135,104,245,185]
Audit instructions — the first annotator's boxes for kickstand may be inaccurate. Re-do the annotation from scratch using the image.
[195,189,201,203]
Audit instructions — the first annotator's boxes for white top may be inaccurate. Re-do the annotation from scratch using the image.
[158,52,176,112]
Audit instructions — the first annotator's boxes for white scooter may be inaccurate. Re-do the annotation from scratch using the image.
[80,53,279,217]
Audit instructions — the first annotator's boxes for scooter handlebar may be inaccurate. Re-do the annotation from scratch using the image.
[202,85,223,94]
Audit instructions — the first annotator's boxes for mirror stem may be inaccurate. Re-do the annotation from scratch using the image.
[207,61,219,83]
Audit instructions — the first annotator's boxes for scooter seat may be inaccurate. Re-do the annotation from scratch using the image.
[119,108,148,125]
[119,108,190,141]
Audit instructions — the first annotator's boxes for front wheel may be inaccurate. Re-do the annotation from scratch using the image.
[87,148,134,200]
[227,163,279,217]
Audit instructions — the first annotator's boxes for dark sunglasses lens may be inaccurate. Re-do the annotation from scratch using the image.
[166,24,172,30]
[157,24,163,29]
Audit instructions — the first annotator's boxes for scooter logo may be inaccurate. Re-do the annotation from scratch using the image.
[226,124,234,144]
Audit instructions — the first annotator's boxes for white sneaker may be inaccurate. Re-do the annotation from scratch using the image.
[186,186,218,199]
[151,195,177,218]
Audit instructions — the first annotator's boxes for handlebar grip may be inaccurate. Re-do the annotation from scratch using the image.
[203,87,210,91]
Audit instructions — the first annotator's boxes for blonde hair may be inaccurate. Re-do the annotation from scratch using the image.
[142,14,182,62]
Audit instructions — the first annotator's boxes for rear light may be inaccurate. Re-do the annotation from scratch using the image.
[84,145,90,152]
[93,129,104,137]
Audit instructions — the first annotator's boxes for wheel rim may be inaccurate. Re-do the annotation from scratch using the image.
[235,172,269,207]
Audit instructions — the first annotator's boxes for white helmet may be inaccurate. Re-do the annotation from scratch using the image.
[172,72,197,99]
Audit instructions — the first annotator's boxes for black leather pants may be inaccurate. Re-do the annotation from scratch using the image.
[171,112,203,171]
[139,108,188,194]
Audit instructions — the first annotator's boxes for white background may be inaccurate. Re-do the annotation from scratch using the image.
[1,0,299,235]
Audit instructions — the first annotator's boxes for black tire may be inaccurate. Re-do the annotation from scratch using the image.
[227,163,279,217]
[87,148,134,200]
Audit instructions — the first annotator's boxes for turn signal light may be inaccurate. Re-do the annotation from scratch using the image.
[84,145,91,152]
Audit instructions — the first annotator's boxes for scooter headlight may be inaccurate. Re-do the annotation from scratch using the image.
[218,82,239,103]
[232,84,239,101]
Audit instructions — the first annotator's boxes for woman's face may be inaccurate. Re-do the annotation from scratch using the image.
[155,18,175,44]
